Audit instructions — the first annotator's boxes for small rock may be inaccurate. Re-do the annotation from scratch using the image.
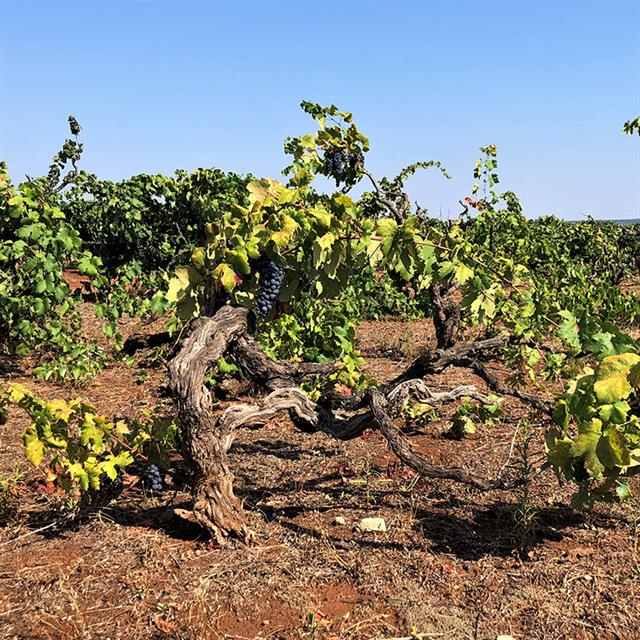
[357,517,387,532]
[496,636,516,640]
[333,516,347,526]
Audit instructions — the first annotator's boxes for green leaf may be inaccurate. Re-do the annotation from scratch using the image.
[571,420,604,478]
[100,457,119,481]
[615,480,632,501]
[545,428,574,480]
[376,218,397,256]
[312,231,336,269]
[80,414,105,451]
[77,254,99,277]
[191,247,206,269]
[68,462,90,492]
[552,400,570,429]
[309,204,332,228]
[598,401,630,425]
[593,354,635,403]
[174,292,197,321]
[558,310,581,352]
[34,280,47,294]
[148,291,168,316]
[324,240,345,280]
[437,261,454,279]
[271,215,298,249]
[33,299,45,316]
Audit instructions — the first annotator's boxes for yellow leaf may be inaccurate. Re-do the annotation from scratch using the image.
[212,263,239,292]
[593,375,632,404]
[271,215,298,249]
[191,247,206,269]
[309,204,332,228]
[312,231,336,268]
[596,353,640,380]
[46,399,72,422]
[454,262,474,285]
[8,383,28,403]
[166,266,202,303]
[22,427,44,466]
[247,178,280,206]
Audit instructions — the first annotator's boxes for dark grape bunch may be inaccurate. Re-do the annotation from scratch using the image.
[255,257,285,317]
[324,148,364,184]
[324,149,348,180]
[144,464,163,491]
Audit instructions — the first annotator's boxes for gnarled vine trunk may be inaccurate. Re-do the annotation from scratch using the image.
[167,306,250,544]
[430,282,461,349]
[167,305,551,544]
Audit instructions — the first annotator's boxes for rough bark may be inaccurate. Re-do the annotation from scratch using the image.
[229,336,336,393]
[167,306,250,544]
[390,335,509,384]
[389,335,551,416]
[430,282,461,349]
[212,382,547,501]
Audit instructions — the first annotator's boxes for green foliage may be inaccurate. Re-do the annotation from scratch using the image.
[161,102,638,383]
[464,201,640,338]
[402,401,438,428]
[164,175,373,331]
[339,267,426,321]
[472,144,500,204]
[63,168,251,276]
[284,101,370,189]
[60,168,251,348]
[163,102,514,363]
[547,353,640,508]
[0,120,109,381]
[457,148,639,384]
[32,341,106,383]
[302,352,369,400]
[258,292,359,362]
[0,384,176,501]
[448,394,502,439]
[623,117,640,136]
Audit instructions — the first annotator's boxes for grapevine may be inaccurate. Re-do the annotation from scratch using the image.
[0,100,638,547]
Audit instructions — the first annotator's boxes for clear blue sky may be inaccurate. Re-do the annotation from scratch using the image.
[1,0,639,220]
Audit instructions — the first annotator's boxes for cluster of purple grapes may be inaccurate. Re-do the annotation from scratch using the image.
[324,149,348,180]
[144,464,163,491]
[324,148,364,183]
[255,258,285,317]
